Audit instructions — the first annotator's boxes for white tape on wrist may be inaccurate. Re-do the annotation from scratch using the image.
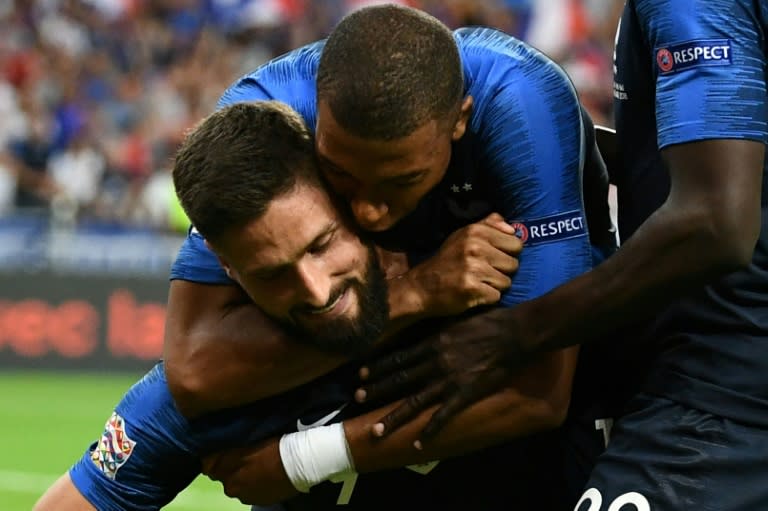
[279,423,356,493]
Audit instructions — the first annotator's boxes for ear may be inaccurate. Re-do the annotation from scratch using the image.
[451,96,474,142]
[205,239,235,279]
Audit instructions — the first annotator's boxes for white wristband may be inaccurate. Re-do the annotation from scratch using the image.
[279,423,356,493]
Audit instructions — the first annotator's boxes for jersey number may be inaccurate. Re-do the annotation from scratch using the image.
[332,461,440,505]
[575,488,650,511]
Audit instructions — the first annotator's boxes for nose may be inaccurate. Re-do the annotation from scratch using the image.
[350,197,389,231]
[295,259,332,308]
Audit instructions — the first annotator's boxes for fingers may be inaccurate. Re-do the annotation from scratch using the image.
[359,341,432,382]
[371,381,446,438]
[356,361,437,404]
[483,270,512,293]
[481,247,520,275]
[462,222,523,256]
[457,225,520,275]
[484,227,524,256]
[419,389,473,440]
[464,282,502,309]
[481,213,515,235]
[419,368,511,442]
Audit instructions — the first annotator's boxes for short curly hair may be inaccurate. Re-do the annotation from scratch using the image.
[317,4,464,140]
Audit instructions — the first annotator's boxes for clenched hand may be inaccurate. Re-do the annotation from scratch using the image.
[401,212,522,318]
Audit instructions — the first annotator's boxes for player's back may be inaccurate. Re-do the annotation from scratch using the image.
[610,0,768,425]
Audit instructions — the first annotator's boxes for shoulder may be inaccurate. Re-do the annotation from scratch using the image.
[116,364,184,425]
[170,229,232,285]
[217,40,325,124]
[454,27,578,113]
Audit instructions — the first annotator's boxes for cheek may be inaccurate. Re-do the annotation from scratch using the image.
[388,179,439,215]
[390,158,450,215]
[388,189,424,214]
[241,281,292,317]
[333,237,370,273]
[323,172,355,198]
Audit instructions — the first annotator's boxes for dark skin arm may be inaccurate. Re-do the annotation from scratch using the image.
[163,281,343,418]
[202,345,577,506]
[165,273,435,417]
[361,139,764,437]
[519,139,763,348]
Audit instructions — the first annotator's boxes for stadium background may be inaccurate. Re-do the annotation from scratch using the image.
[0,0,622,509]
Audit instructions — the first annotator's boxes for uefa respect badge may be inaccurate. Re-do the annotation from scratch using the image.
[655,39,732,75]
[509,210,586,247]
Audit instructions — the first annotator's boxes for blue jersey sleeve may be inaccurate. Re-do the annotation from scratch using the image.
[169,229,232,284]
[69,364,200,511]
[460,29,593,307]
[637,0,767,147]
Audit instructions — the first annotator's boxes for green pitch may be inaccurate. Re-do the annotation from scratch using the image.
[0,370,248,511]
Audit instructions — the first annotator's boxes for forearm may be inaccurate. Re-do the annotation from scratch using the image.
[349,347,576,471]
[516,140,762,353]
[165,281,343,417]
[167,276,442,416]
[206,348,576,504]
[170,314,342,415]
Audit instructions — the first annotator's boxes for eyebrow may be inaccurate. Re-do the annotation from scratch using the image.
[320,155,427,182]
[246,222,338,277]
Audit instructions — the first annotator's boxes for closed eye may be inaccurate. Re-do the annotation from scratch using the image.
[386,171,426,188]
[308,229,336,255]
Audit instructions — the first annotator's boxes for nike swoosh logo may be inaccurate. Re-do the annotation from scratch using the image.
[296,403,348,431]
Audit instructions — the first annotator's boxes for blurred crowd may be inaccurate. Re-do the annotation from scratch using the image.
[0,0,622,231]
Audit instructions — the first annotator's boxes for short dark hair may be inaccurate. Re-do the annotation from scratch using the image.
[173,101,318,244]
[317,4,464,140]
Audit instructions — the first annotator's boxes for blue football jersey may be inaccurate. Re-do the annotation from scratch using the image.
[164,27,605,509]
[171,27,596,308]
[612,0,768,425]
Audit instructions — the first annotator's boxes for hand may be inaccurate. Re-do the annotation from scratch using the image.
[402,213,522,317]
[375,246,410,279]
[357,307,528,440]
[202,439,298,506]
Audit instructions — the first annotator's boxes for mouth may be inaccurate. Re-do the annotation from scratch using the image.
[303,287,352,320]
[308,289,345,314]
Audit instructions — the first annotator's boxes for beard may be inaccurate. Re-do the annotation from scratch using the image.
[278,243,389,355]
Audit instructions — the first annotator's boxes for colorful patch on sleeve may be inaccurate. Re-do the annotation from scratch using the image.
[509,210,586,246]
[655,39,732,75]
[90,412,136,480]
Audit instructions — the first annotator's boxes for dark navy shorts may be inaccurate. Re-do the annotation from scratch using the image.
[575,393,768,511]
